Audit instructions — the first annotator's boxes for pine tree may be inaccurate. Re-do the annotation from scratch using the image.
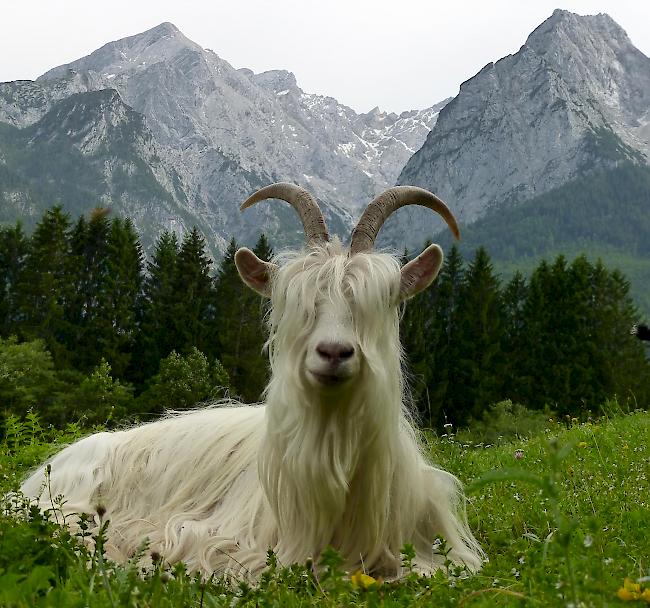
[16,206,71,363]
[501,271,528,403]
[214,235,271,402]
[516,260,553,408]
[422,244,465,427]
[588,262,650,408]
[453,247,504,422]
[0,223,28,337]
[63,209,112,371]
[171,227,215,356]
[137,230,180,384]
[102,218,144,379]
[400,246,437,419]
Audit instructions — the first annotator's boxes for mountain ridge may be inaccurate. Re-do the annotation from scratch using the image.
[0,21,448,254]
[378,10,650,251]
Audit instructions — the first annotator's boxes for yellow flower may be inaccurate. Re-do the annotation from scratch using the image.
[577,441,588,449]
[351,570,380,589]
[642,588,650,603]
[617,578,642,601]
[623,444,629,450]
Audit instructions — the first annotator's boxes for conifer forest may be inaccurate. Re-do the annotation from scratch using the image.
[0,206,648,432]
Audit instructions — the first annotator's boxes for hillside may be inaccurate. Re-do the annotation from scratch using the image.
[434,162,650,317]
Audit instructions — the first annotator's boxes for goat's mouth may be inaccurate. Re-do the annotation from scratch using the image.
[309,370,352,387]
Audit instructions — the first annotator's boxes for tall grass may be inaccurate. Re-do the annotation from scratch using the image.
[0,409,647,607]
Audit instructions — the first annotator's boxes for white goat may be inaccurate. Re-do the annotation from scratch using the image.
[20,183,484,579]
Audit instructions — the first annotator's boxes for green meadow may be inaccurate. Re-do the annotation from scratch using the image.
[0,407,647,607]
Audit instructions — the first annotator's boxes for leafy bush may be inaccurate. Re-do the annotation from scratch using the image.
[55,359,134,427]
[136,348,230,415]
[0,337,70,425]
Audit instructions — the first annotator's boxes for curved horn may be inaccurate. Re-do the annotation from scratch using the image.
[240,182,329,245]
[350,186,460,254]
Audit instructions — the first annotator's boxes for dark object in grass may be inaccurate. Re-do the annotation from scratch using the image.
[630,324,650,341]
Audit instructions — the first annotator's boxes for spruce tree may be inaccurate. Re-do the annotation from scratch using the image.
[423,244,465,427]
[0,223,28,337]
[501,271,528,403]
[454,247,504,422]
[400,245,437,419]
[63,209,112,371]
[103,218,144,379]
[171,227,215,356]
[214,235,271,402]
[137,230,180,384]
[16,206,71,363]
[517,260,553,408]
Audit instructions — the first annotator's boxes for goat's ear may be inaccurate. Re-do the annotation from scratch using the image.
[234,247,277,298]
[399,244,444,301]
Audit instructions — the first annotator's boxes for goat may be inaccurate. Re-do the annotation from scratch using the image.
[20,183,484,579]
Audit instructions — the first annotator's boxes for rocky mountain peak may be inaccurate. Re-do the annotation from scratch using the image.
[251,69,298,93]
[526,9,634,58]
[39,21,200,82]
[3,21,447,254]
[394,10,650,250]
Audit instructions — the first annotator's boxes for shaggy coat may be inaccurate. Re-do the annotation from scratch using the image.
[21,240,483,579]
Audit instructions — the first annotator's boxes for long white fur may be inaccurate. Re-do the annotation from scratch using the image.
[20,239,483,579]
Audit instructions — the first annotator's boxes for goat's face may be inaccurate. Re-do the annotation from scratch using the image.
[235,241,445,397]
[234,183,457,402]
[303,292,359,389]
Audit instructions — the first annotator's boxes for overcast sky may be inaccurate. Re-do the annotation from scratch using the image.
[1,0,648,113]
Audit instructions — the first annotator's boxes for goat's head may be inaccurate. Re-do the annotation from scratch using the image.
[235,183,460,400]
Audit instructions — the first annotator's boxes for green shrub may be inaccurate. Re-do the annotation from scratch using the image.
[55,359,134,427]
[136,348,230,415]
[0,337,71,425]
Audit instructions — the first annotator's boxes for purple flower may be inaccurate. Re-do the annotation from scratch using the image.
[514,449,524,460]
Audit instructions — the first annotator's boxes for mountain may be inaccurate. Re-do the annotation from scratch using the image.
[0,88,198,251]
[388,9,650,249]
[435,162,650,316]
[0,22,447,255]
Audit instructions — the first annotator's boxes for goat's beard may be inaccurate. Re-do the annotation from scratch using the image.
[255,242,484,574]
[259,343,407,569]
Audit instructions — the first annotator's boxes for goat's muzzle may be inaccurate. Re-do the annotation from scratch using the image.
[308,340,358,387]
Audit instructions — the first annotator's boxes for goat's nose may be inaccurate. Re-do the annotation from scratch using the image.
[316,341,355,365]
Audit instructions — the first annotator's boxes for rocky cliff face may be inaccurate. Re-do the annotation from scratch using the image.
[0,87,197,250]
[0,22,445,254]
[392,9,650,249]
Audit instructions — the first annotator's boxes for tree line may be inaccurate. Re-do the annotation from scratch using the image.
[0,206,647,430]
[401,245,650,427]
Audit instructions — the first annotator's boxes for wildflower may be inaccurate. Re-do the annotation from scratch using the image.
[514,449,524,460]
[577,441,588,449]
[583,535,593,548]
[617,578,641,601]
[351,571,380,589]
[571,417,578,424]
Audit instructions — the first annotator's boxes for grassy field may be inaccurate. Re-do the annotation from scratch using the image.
[0,409,647,607]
